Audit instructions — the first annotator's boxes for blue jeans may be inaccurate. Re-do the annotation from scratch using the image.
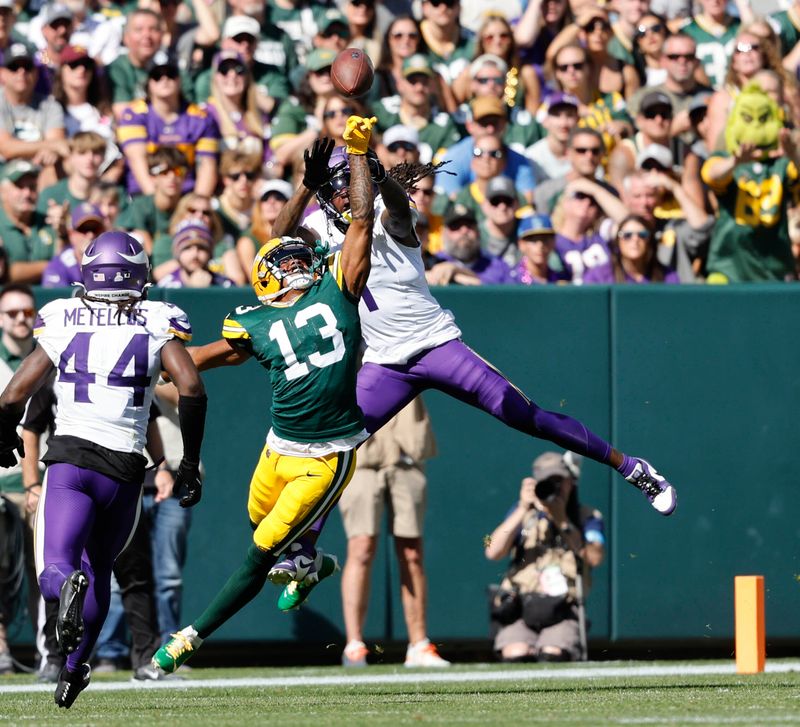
[141,493,192,643]
[94,576,127,662]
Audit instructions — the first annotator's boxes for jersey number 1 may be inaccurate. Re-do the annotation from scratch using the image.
[58,332,151,406]
[268,303,345,382]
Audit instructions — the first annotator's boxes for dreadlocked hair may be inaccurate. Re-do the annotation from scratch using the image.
[80,289,147,323]
[388,160,454,194]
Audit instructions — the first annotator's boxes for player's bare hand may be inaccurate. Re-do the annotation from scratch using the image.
[344,116,378,155]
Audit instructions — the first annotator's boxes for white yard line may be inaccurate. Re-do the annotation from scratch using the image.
[1,661,799,695]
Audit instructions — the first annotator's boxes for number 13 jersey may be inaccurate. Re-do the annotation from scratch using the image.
[222,252,366,447]
[34,298,192,455]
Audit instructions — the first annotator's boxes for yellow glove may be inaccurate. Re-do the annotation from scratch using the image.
[343,115,378,155]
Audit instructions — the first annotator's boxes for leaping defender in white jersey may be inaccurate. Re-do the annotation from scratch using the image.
[0,231,207,709]
[268,140,678,613]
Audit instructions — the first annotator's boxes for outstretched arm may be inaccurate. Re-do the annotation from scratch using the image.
[0,347,53,417]
[0,347,53,468]
[378,171,415,244]
[340,117,376,298]
[160,339,207,508]
[187,338,251,372]
[272,137,335,239]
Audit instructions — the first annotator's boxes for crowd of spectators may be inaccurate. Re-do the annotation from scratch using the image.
[0,0,796,286]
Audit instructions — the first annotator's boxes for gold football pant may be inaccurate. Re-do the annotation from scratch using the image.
[247,445,356,554]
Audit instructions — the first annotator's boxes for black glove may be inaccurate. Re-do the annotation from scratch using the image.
[0,409,23,469]
[366,150,387,185]
[303,137,335,191]
[174,459,202,508]
[0,436,22,468]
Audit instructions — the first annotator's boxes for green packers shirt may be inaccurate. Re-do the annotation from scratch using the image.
[702,153,798,282]
[222,252,365,444]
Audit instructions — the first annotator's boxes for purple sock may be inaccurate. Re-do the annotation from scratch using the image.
[616,454,637,479]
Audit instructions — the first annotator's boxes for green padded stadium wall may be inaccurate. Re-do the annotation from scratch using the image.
[21,285,800,648]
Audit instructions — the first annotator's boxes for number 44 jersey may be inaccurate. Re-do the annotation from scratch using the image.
[222,252,365,446]
[34,298,192,455]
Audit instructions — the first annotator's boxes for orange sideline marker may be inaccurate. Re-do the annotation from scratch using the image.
[735,575,765,674]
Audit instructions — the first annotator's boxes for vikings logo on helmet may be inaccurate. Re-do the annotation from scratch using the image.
[81,231,150,301]
[251,236,327,304]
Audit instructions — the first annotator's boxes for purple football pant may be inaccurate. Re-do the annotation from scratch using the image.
[36,462,142,670]
[302,339,611,540]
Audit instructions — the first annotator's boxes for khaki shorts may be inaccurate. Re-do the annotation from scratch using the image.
[493,610,581,661]
[339,464,426,539]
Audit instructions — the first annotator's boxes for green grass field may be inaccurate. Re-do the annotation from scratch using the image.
[2,660,800,726]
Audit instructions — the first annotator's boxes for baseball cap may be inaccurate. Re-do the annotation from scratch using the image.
[470,95,506,120]
[485,176,516,201]
[383,124,419,149]
[517,213,555,239]
[402,53,434,78]
[305,47,336,72]
[259,179,293,201]
[172,219,213,256]
[60,44,91,65]
[70,202,105,230]
[532,452,571,481]
[0,0,14,10]
[148,50,179,77]
[222,15,260,39]
[443,203,477,227]
[213,49,246,71]
[4,43,33,67]
[548,91,580,112]
[688,91,712,117]
[635,143,673,170]
[0,159,41,183]
[639,90,673,114]
[41,3,72,26]
[469,53,508,78]
[317,8,348,33]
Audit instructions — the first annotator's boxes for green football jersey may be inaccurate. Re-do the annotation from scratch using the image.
[703,153,798,282]
[680,16,739,89]
[222,255,364,443]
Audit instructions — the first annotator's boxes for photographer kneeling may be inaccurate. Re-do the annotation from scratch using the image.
[485,452,605,662]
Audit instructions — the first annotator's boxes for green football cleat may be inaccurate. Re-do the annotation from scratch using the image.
[277,552,340,612]
[151,627,203,674]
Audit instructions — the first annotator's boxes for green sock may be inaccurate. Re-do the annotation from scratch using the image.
[194,544,276,639]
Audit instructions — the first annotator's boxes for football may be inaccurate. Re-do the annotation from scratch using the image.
[331,48,374,98]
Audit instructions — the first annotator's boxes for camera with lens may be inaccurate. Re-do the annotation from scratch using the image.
[535,476,563,503]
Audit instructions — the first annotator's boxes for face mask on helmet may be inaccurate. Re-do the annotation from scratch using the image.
[316,148,352,234]
[251,237,326,304]
[81,231,150,301]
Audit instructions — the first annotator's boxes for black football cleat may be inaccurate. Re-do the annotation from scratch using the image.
[56,570,89,656]
[54,664,91,709]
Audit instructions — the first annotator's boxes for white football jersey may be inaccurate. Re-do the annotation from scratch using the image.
[34,298,192,455]
[304,197,461,365]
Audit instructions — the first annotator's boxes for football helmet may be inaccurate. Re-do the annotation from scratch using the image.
[81,231,150,301]
[251,236,326,304]
[316,146,352,234]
